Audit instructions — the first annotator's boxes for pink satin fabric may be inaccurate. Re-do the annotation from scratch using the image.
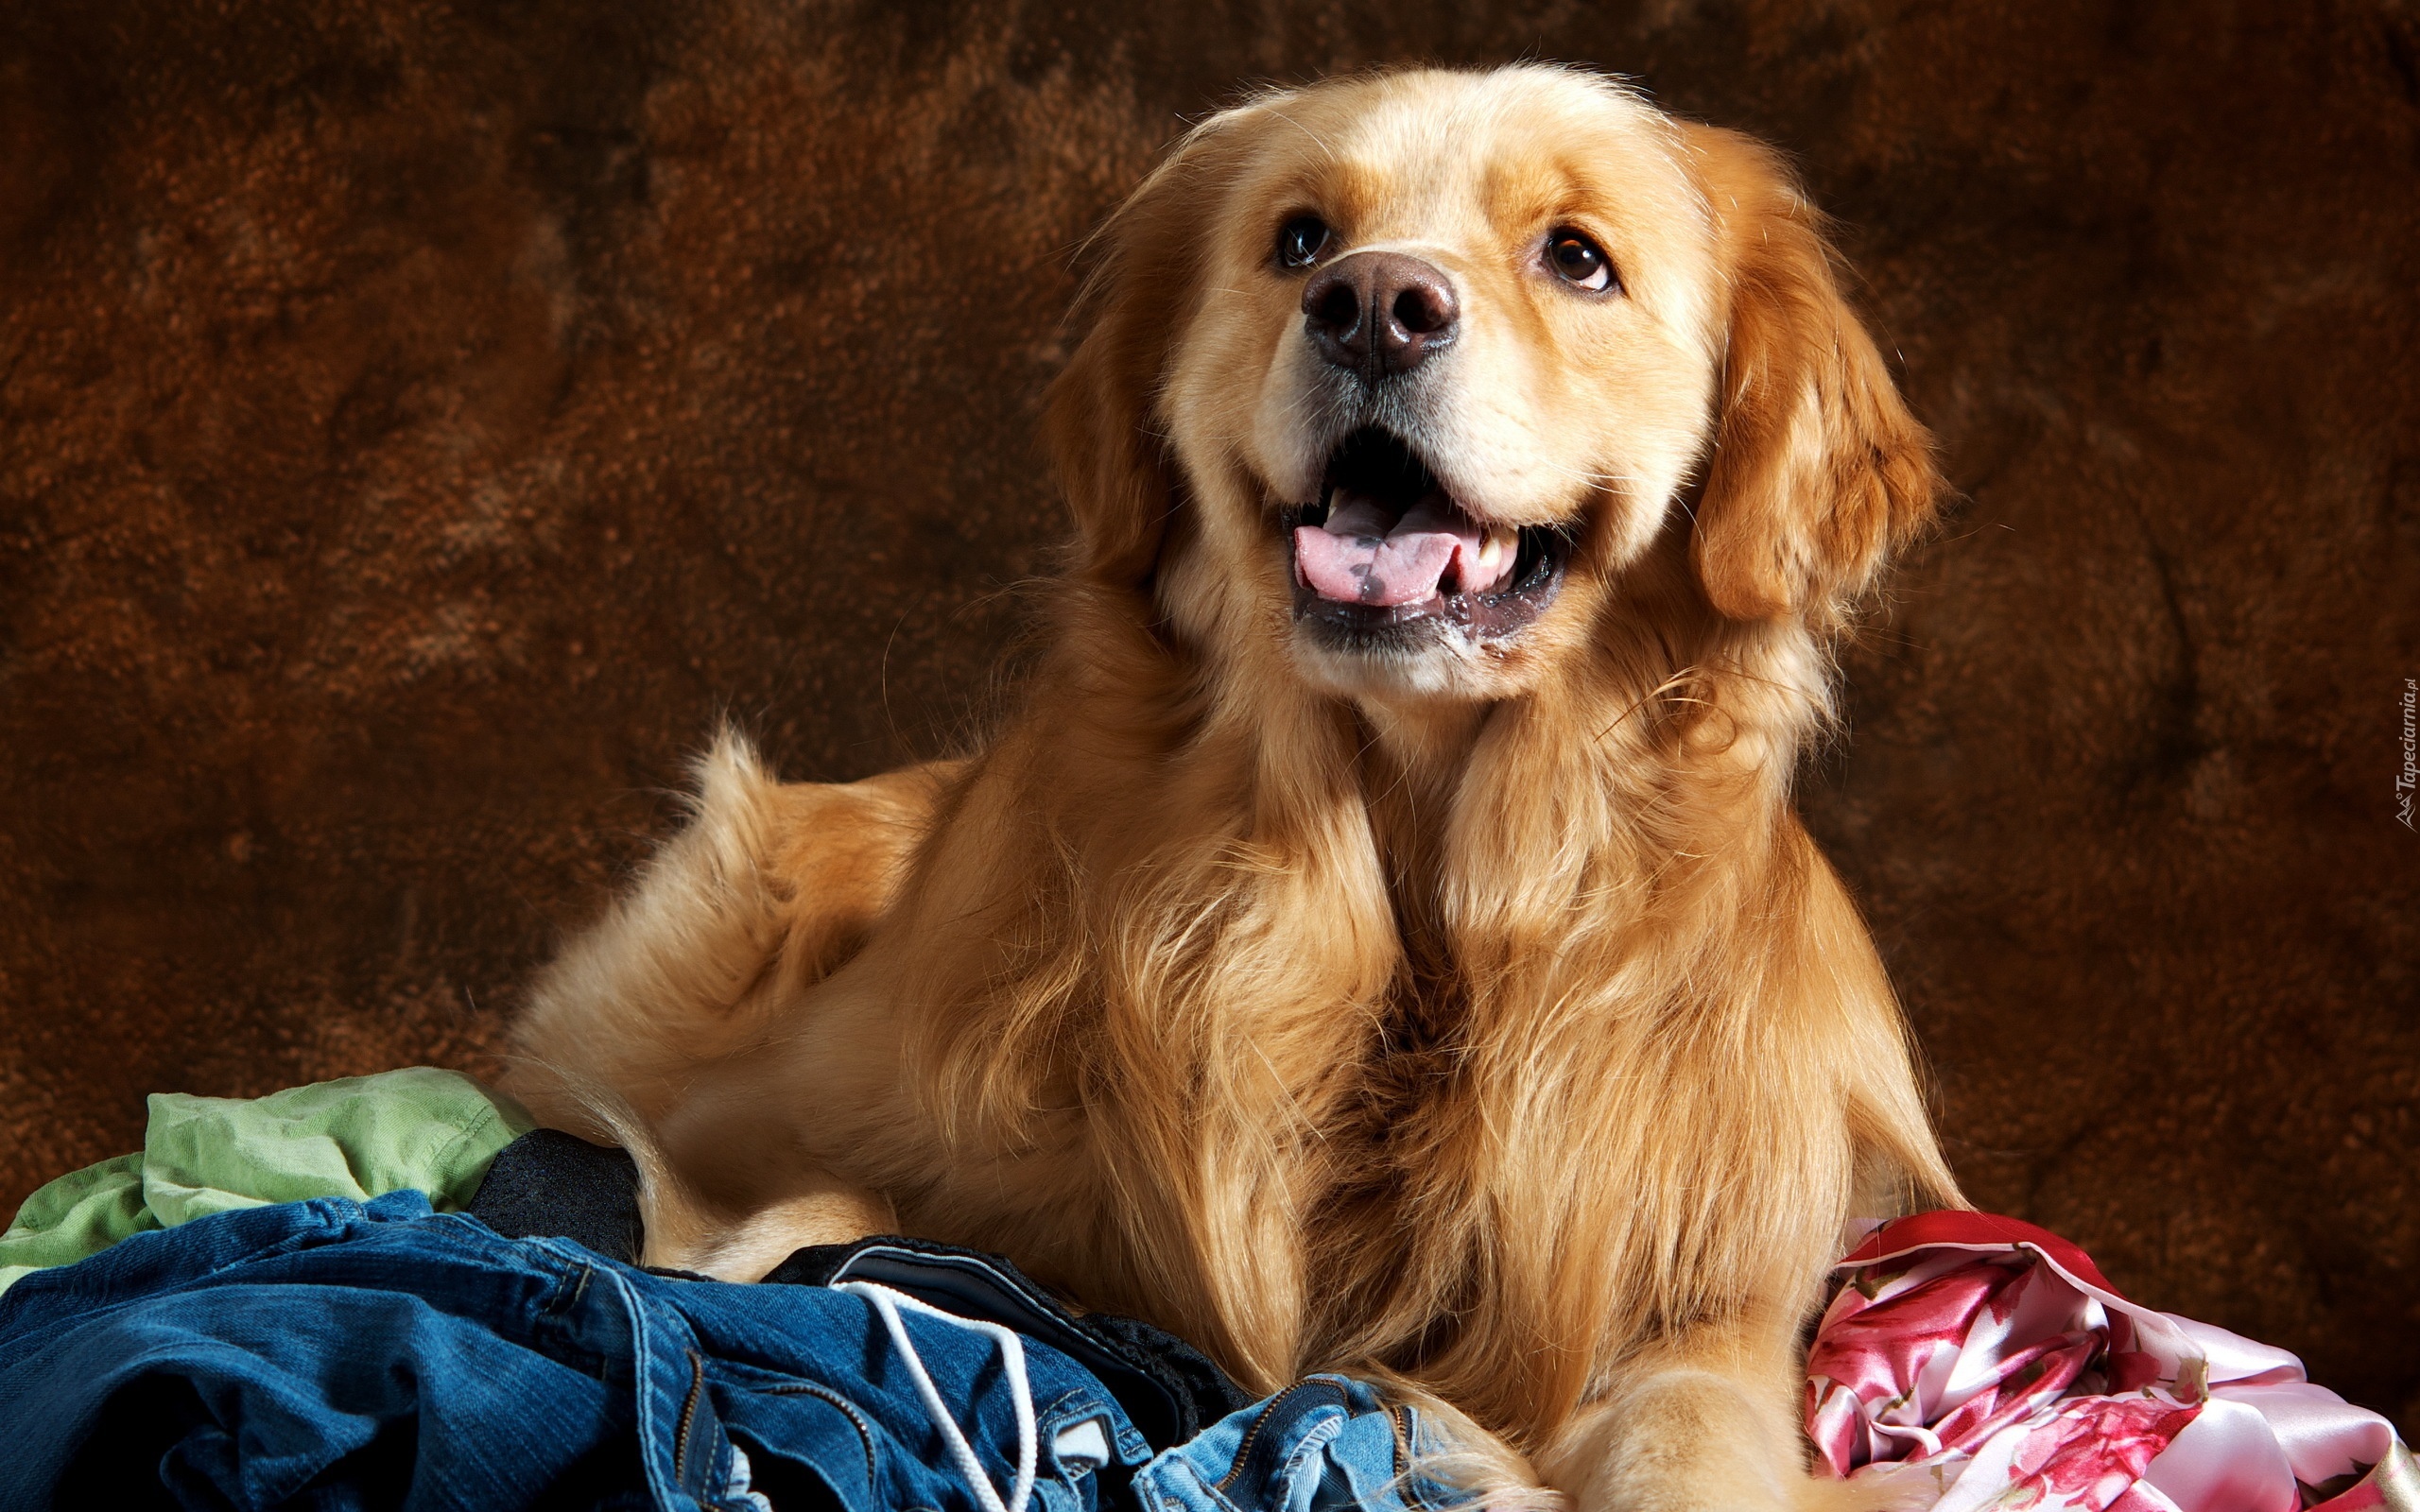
[1806,1212,2414,1512]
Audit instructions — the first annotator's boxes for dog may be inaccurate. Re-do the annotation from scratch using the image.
[509,63,1962,1512]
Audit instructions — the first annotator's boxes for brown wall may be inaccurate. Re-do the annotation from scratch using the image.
[3,0,2415,1433]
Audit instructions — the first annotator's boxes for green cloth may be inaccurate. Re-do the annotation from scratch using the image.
[0,1067,533,1296]
[0,1153,153,1281]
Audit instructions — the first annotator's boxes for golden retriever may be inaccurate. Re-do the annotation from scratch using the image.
[510,62,1961,1512]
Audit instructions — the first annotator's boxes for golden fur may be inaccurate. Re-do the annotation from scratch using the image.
[510,64,1961,1512]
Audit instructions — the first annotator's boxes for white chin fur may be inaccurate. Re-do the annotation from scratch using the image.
[1288,622,1510,701]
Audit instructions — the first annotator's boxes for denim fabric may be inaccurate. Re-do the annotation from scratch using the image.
[0,1191,1145,1512]
[766,1236,1252,1451]
[1136,1375,1458,1512]
[462,1126,1250,1451]
[0,1191,1464,1512]
[461,1132,1248,1452]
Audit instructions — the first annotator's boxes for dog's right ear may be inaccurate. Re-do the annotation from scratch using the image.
[1046,109,1263,593]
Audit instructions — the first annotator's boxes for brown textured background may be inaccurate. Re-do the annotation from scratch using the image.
[3,0,2416,1435]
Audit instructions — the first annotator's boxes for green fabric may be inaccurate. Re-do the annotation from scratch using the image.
[0,1067,533,1296]
[0,1153,155,1296]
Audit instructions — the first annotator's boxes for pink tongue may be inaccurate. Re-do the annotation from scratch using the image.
[1294,491,1489,607]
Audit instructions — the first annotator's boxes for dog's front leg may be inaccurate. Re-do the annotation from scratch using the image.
[631,966,919,1280]
[1541,1314,1838,1512]
[650,1161,897,1281]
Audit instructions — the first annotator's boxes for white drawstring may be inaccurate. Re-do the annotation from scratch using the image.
[835,1280,1038,1512]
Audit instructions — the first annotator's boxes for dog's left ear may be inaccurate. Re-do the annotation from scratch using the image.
[1046,109,1264,593]
[1681,125,1943,627]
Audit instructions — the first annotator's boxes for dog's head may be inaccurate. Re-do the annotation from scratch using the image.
[1048,66,1939,704]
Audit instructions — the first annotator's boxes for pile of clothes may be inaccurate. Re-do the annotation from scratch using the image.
[1809,1213,2415,1512]
[0,1070,1426,1511]
[0,1069,2408,1512]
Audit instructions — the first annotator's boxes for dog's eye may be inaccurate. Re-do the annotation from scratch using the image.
[1275,215,1331,270]
[1547,230,1615,292]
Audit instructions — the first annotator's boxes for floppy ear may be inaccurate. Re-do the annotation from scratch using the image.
[1682,125,1943,626]
[1045,110,1262,593]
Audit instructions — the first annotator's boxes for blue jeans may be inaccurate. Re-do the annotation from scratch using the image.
[0,1191,1452,1512]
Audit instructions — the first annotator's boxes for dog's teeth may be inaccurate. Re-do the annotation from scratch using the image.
[1477,528,1515,575]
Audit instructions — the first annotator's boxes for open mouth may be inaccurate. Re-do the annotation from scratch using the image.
[1282,427,1569,645]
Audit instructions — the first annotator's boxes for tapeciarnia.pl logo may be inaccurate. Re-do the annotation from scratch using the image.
[2399,677,2416,831]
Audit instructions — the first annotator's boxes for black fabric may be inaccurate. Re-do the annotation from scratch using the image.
[765,1235,1253,1452]
[1076,1310,1256,1438]
[463,1128,645,1264]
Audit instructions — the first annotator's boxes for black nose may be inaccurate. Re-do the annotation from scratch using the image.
[1300,251,1459,381]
